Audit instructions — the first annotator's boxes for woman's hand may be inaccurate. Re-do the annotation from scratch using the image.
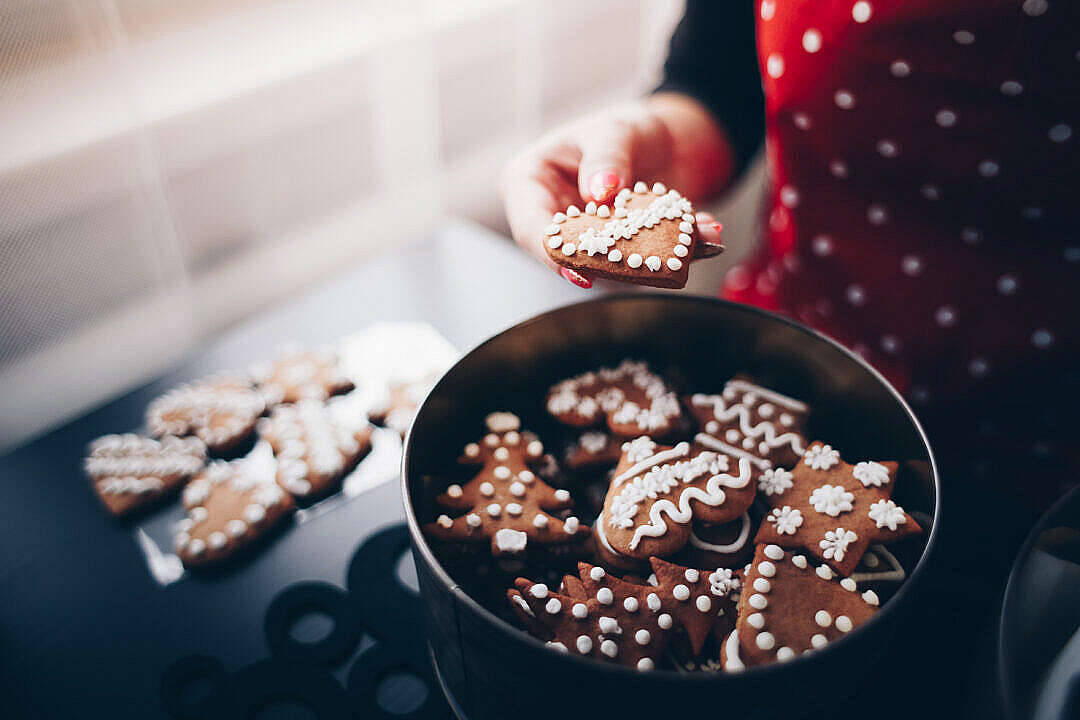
[500,92,734,288]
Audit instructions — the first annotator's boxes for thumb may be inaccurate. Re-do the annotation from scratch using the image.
[576,123,636,205]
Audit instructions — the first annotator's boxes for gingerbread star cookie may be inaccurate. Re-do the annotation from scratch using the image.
[686,377,809,472]
[147,376,265,455]
[257,400,373,501]
[596,437,755,562]
[754,442,921,576]
[84,434,207,517]
[250,347,353,406]
[423,413,589,558]
[175,457,295,568]
[722,544,880,670]
[546,360,681,438]
[543,183,701,288]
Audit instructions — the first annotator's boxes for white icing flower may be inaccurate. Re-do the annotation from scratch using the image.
[547,387,579,415]
[809,484,854,516]
[576,227,616,256]
[579,432,609,455]
[576,396,599,418]
[612,401,642,425]
[595,387,626,413]
[708,568,740,597]
[622,436,658,463]
[758,467,794,496]
[868,500,906,531]
[819,527,858,561]
[853,461,890,487]
[804,444,841,470]
[768,506,804,535]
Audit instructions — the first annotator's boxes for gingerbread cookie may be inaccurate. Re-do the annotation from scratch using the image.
[423,413,588,558]
[596,437,754,562]
[648,557,741,657]
[686,378,809,472]
[543,183,700,288]
[257,400,373,500]
[754,442,921,576]
[722,544,879,670]
[676,513,756,569]
[546,360,681,437]
[147,376,265,455]
[84,434,206,517]
[175,457,295,568]
[250,346,353,406]
[564,431,622,470]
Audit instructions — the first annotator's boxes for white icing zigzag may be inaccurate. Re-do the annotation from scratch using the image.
[691,386,806,457]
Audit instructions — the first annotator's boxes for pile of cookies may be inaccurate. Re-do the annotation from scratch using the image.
[422,361,924,672]
[84,345,428,569]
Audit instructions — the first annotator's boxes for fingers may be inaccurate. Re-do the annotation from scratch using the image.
[694,211,725,258]
[576,120,637,204]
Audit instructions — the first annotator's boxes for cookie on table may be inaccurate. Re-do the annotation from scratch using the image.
[423,412,589,559]
[564,431,622,470]
[596,436,755,563]
[722,544,879,671]
[686,377,809,472]
[543,183,702,289]
[250,347,353,406]
[175,458,294,568]
[84,434,206,517]
[257,400,373,501]
[146,376,265,455]
[546,360,681,438]
[754,442,921,576]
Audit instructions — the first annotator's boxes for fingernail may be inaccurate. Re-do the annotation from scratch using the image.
[588,169,621,203]
[560,267,592,289]
[712,222,723,233]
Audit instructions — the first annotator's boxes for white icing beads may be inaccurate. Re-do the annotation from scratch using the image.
[635,629,651,646]
[637,658,655,671]
[601,639,618,658]
[695,595,712,613]
[749,594,768,610]
[624,597,639,612]
[758,561,776,577]
[667,258,682,271]
[590,566,606,581]
[437,515,453,528]
[599,616,620,634]
[572,603,588,619]
[480,482,494,497]
[554,489,570,502]
[563,516,580,534]
[532,514,547,529]
[487,504,502,517]
[756,632,776,650]
[576,636,593,654]
[747,613,765,629]
[658,613,673,629]
[627,253,643,269]
[777,647,796,662]
[447,484,463,498]
[596,588,614,605]
[530,584,549,599]
[466,514,481,528]
[647,593,661,611]
[811,633,828,649]
[815,610,832,627]
[684,568,700,582]
[835,615,853,633]
[764,544,784,560]
[545,598,562,614]
[673,584,691,601]
[510,482,526,497]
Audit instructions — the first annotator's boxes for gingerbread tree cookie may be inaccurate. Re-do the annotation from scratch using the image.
[175,456,294,568]
[147,376,265,455]
[84,434,207,517]
[722,544,880,670]
[423,413,588,558]
[543,183,706,289]
[686,378,808,473]
[250,347,353,406]
[596,437,754,562]
[754,442,921,576]
[257,400,373,501]
[546,360,682,438]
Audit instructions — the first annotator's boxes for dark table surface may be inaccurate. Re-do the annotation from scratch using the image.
[0,221,1019,719]
[0,222,583,718]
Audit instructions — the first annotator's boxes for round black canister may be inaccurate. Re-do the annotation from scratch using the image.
[403,295,940,720]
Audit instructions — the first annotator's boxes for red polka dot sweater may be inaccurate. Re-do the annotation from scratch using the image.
[661,0,1078,509]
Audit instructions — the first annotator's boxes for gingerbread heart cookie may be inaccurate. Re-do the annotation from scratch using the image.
[250,347,354,406]
[543,183,699,288]
[596,437,754,562]
[686,378,809,472]
[175,456,294,568]
[84,434,207,517]
[754,442,921,576]
[147,376,265,455]
[722,544,879,670]
[257,400,373,501]
[423,413,589,558]
[546,360,681,437]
